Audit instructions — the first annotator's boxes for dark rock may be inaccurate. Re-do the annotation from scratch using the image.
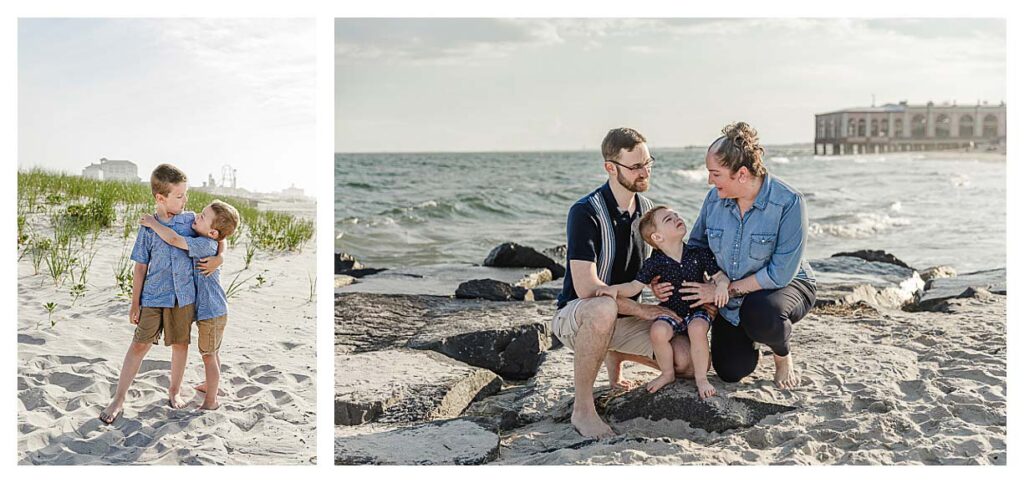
[485,242,566,279]
[335,293,443,354]
[830,250,912,269]
[910,268,1005,312]
[336,252,387,277]
[335,418,500,465]
[531,287,561,301]
[456,279,533,301]
[601,383,797,433]
[334,349,501,426]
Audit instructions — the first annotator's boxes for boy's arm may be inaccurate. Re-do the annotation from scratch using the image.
[196,239,226,276]
[595,280,645,299]
[140,216,188,250]
[130,262,147,324]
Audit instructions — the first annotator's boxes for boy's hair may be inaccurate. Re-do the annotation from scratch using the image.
[150,164,188,196]
[638,205,669,248]
[207,200,241,241]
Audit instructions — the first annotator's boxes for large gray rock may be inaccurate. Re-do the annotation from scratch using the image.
[485,242,566,279]
[407,298,556,379]
[334,349,501,426]
[335,418,500,465]
[455,279,532,301]
[831,249,912,269]
[602,383,797,433]
[335,293,443,354]
[811,256,924,310]
[911,268,1006,312]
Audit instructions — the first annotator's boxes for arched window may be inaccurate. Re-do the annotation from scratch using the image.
[935,114,951,138]
[880,119,889,137]
[847,119,857,137]
[894,118,904,137]
[817,120,824,138]
[958,115,974,137]
[857,119,866,137]
[911,115,927,138]
[870,119,879,137]
[983,114,998,137]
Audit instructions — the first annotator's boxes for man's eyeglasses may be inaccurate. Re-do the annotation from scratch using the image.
[606,156,656,172]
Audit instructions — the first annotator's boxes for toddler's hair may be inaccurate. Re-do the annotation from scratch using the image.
[207,200,241,241]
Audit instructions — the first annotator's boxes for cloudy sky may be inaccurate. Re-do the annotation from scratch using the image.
[335,18,1005,152]
[19,18,316,195]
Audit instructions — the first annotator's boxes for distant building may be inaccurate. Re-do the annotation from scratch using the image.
[280,184,305,199]
[81,158,141,181]
[814,101,1006,155]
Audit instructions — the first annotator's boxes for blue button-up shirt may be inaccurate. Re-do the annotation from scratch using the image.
[186,236,227,321]
[131,211,197,308]
[687,174,816,326]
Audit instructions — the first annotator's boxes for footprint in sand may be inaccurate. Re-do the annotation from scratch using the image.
[237,386,262,398]
[48,372,94,393]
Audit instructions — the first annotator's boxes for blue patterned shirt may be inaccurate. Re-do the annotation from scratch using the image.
[185,236,227,321]
[635,247,721,319]
[687,174,816,326]
[131,211,197,308]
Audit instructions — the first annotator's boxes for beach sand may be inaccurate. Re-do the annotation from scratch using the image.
[18,213,317,465]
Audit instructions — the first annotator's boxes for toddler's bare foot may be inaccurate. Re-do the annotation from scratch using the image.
[193,382,226,396]
[646,372,675,393]
[695,378,717,399]
[773,353,800,389]
[168,393,187,409]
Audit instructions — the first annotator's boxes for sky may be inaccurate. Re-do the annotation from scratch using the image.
[335,18,1006,153]
[19,18,317,195]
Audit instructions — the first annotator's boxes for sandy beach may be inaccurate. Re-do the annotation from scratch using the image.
[18,203,317,465]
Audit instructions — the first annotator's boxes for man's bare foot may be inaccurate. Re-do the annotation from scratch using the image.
[168,393,187,409]
[646,372,675,393]
[773,353,800,389]
[193,383,226,396]
[199,401,221,411]
[570,410,615,439]
[695,378,717,399]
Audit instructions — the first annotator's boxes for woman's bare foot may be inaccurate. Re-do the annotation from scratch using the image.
[570,409,615,439]
[646,372,675,393]
[695,378,717,399]
[193,382,227,396]
[773,353,800,389]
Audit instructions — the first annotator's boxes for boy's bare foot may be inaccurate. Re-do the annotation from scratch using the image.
[98,402,123,425]
[193,383,227,396]
[570,410,615,439]
[199,402,221,411]
[646,372,675,393]
[695,378,717,399]
[773,353,800,389]
[168,393,187,409]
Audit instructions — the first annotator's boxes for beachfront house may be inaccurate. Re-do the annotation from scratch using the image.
[814,100,1006,155]
[81,158,141,182]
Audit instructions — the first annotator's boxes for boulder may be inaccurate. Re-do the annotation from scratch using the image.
[810,256,924,310]
[830,250,912,270]
[335,275,356,289]
[407,298,556,380]
[484,242,566,279]
[601,383,797,433]
[910,268,1005,312]
[531,287,562,301]
[455,279,533,301]
[335,418,500,465]
[334,349,501,426]
[335,293,443,354]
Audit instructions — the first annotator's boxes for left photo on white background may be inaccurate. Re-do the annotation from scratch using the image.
[17,18,318,465]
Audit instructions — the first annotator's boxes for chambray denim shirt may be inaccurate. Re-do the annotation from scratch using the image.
[186,236,227,321]
[131,211,197,308]
[687,174,816,326]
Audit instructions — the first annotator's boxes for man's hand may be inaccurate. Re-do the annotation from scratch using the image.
[594,286,618,299]
[649,275,674,302]
[679,281,716,308]
[129,302,141,325]
[637,304,681,325]
[139,215,157,229]
[197,255,223,276]
[702,303,719,321]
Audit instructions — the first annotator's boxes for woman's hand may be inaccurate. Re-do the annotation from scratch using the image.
[649,275,674,302]
[197,255,223,276]
[678,281,716,308]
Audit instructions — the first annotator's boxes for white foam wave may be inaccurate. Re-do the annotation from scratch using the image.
[809,212,911,239]
[770,156,791,164]
[950,174,971,188]
[889,201,902,213]
[673,169,706,183]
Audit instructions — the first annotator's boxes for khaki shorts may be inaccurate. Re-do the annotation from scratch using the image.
[197,315,228,355]
[135,304,194,346]
[549,298,654,359]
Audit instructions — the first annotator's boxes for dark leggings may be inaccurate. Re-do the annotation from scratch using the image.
[710,278,816,383]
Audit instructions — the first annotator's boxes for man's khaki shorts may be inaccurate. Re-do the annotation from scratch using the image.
[135,304,194,346]
[549,298,654,359]
[197,315,227,356]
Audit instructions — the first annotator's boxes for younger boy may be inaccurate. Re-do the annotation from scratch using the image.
[100,164,200,424]
[141,199,239,410]
[595,206,729,398]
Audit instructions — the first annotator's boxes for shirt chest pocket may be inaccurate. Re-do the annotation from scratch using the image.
[706,228,724,254]
[749,233,776,261]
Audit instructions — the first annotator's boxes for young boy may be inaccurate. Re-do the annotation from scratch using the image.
[595,206,729,399]
[100,164,205,423]
[140,199,239,410]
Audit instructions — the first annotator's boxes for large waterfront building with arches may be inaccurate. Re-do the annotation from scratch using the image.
[814,101,1006,155]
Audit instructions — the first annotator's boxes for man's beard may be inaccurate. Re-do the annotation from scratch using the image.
[616,168,649,192]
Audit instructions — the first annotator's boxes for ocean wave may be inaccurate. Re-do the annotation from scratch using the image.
[809,212,911,239]
[950,174,971,188]
[673,169,706,183]
[770,156,791,164]
[889,201,902,212]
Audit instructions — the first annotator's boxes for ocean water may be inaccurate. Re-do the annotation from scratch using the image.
[336,148,1005,273]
